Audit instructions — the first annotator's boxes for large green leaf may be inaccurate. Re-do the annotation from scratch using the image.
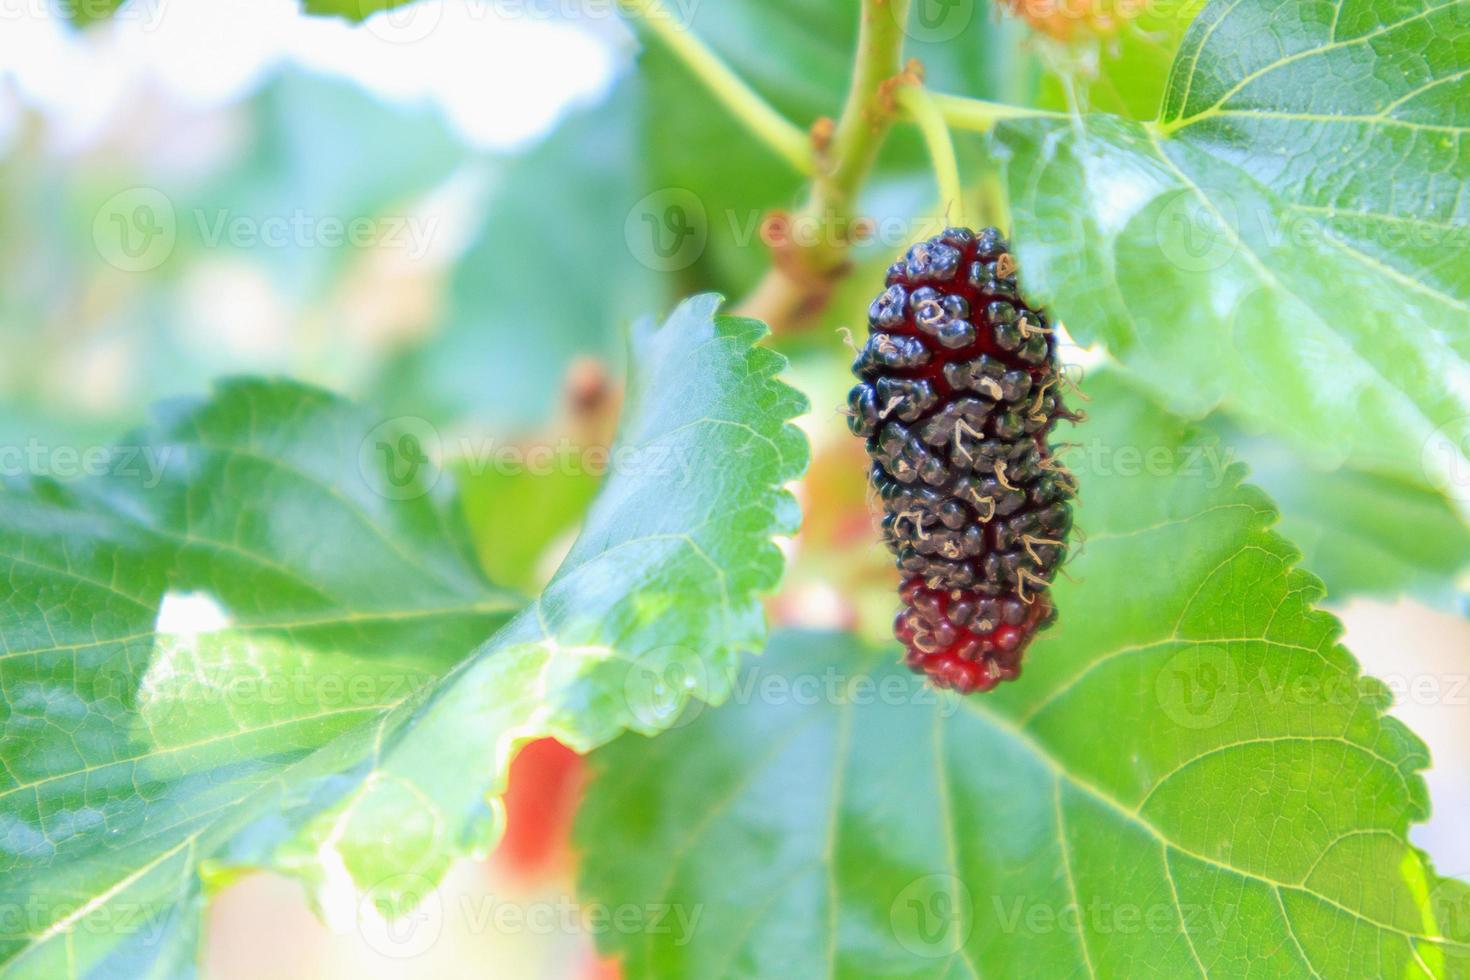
[0,295,807,976]
[997,0,1470,520]
[579,373,1470,977]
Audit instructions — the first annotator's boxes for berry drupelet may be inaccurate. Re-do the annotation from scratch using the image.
[848,227,1078,694]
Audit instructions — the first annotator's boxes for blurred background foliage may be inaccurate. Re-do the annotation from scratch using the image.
[3,0,1469,974]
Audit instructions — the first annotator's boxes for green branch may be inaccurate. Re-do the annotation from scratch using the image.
[616,0,814,175]
[815,0,914,225]
[735,0,915,327]
[896,86,967,229]
[632,0,1059,331]
[930,92,1066,132]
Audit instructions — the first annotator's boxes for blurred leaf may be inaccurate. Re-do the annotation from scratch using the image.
[180,67,469,297]
[1,67,471,447]
[1223,428,1470,614]
[381,79,659,429]
[64,0,127,26]
[997,0,1470,521]
[0,296,807,975]
[299,0,416,20]
[579,373,1468,977]
[457,462,601,593]
[1034,0,1208,119]
[207,68,465,219]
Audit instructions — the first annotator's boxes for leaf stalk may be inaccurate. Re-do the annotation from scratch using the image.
[615,0,814,175]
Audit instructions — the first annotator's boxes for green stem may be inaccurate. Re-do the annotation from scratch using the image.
[616,0,814,175]
[801,0,914,273]
[896,86,966,229]
[735,0,914,327]
[930,92,1066,133]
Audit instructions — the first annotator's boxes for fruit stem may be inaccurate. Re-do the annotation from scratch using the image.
[734,0,914,329]
[615,0,814,175]
[929,93,1067,132]
[815,0,914,239]
[896,86,967,230]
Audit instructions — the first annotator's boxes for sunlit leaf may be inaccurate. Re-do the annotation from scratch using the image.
[579,373,1470,976]
[997,0,1470,522]
[0,296,806,975]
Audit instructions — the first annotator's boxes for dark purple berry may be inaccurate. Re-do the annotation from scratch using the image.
[851,228,1078,694]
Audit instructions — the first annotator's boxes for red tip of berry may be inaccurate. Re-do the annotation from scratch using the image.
[895,577,1054,694]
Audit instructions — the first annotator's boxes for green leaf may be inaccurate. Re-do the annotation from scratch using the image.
[64,0,127,26]
[0,380,517,977]
[996,0,1470,519]
[0,295,807,975]
[1221,428,1470,613]
[457,462,602,594]
[299,0,416,20]
[578,373,1469,977]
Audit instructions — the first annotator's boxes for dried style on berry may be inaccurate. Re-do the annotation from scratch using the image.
[848,227,1077,694]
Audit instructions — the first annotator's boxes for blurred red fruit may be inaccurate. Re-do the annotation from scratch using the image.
[495,738,585,881]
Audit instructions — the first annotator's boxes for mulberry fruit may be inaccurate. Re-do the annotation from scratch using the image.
[849,227,1077,694]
